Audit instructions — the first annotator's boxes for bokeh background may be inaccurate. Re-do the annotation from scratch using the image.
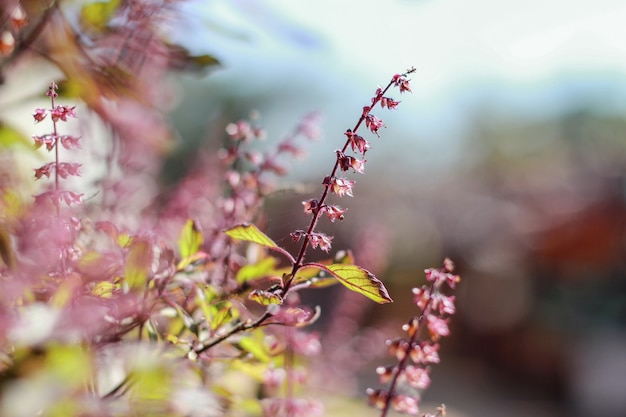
[3,0,626,416]
[166,1,626,416]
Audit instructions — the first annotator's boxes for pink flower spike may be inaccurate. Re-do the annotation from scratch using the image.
[412,286,430,310]
[345,130,370,154]
[337,152,366,174]
[381,97,400,109]
[261,157,287,176]
[324,176,355,197]
[46,81,58,98]
[403,365,431,389]
[51,105,77,122]
[33,134,57,151]
[59,135,82,150]
[298,112,323,141]
[59,190,83,206]
[410,342,440,365]
[34,162,54,179]
[424,268,460,288]
[324,205,347,222]
[432,293,456,315]
[302,199,319,215]
[392,74,412,93]
[278,140,304,157]
[427,314,450,338]
[365,114,384,135]
[290,230,305,242]
[56,162,82,178]
[32,108,47,123]
[392,395,420,415]
[308,232,332,252]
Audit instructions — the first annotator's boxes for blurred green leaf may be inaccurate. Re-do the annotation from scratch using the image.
[80,0,120,34]
[238,334,270,363]
[235,256,278,284]
[46,344,92,387]
[0,123,32,150]
[225,223,277,248]
[92,280,118,298]
[178,219,203,259]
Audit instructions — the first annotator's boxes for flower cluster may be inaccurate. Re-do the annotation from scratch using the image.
[287,68,415,281]
[28,82,83,276]
[367,258,460,416]
[32,82,83,208]
[218,112,321,222]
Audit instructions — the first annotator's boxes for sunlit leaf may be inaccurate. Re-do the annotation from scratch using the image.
[235,256,278,284]
[248,289,283,306]
[289,250,355,287]
[0,123,33,150]
[225,223,277,248]
[92,280,119,298]
[208,300,239,331]
[80,0,120,34]
[132,363,170,401]
[178,219,203,259]
[117,232,132,248]
[225,224,296,263]
[1,188,24,220]
[46,344,92,387]
[238,334,270,363]
[308,263,393,304]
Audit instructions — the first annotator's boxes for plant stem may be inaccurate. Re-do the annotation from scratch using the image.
[380,282,435,417]
[284,69,414,294]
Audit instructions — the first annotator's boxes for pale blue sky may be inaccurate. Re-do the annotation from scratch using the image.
[173,0,626,176]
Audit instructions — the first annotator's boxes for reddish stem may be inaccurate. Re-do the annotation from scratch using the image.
[283,68,415,294]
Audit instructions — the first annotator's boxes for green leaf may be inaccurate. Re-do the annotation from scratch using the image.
[178,219,203,259]
[235,256,278,284]
[291,250,356,287]
[80,0,120,34]
[0,123,33,150]
[225,223,277,248]
[46,344,91,387]
[92,281,119,298]
[238,334,270,363]
[248,289,282,306]
[204,300,239,331]
[312,264,393,304]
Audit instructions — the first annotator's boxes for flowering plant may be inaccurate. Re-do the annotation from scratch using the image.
[0,4,459,415]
